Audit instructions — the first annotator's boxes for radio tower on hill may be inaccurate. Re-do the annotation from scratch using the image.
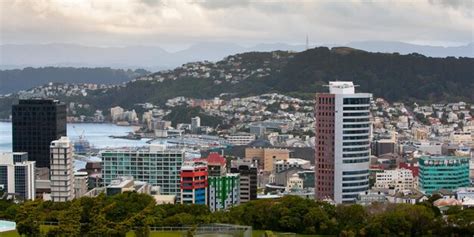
[306,34,309,50]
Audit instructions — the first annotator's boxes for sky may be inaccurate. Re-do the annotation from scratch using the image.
[0,0,472,50]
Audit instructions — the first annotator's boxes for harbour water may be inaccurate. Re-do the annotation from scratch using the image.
[0,122,148,152]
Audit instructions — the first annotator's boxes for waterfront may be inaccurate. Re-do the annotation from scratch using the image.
[0,122,148,152]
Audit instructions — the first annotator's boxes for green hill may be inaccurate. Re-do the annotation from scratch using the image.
[0,47,472,118]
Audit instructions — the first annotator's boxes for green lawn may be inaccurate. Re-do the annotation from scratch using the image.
[0,230,18,237]
[1,229,331,237]
[127,231,182,237]
[252,230,332,237]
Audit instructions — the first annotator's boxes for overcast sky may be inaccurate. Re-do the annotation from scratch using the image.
[1,0,472,50]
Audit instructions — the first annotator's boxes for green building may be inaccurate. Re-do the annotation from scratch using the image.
[208,174,240,212]
[101,145,184,197]
[419,156,470,194]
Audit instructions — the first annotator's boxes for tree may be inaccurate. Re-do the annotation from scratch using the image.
[55,201,82,237]
[15,201,41,237]
[336,204,368,234]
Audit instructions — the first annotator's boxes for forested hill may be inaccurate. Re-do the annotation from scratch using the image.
[0,47,472,117]
[272,47,473,102]
[93,47,473,109]
[0,67,149,94]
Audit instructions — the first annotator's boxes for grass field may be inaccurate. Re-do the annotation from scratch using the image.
[1,229,330,237]
[0,230,17,237]
[252,230,332,237]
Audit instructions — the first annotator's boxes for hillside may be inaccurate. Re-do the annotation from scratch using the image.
[2,42,472,71]
[92,47,474,106]
[0,47,472,118]
[0,67,148,94]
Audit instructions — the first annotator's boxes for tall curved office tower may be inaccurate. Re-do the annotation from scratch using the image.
[315,81,372,203]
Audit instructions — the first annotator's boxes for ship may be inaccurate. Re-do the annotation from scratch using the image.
[72,125,91,155]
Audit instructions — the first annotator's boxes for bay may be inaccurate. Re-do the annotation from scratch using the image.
[0,122,149,152]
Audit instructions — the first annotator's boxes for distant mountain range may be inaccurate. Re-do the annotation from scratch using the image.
[1,41,472,71]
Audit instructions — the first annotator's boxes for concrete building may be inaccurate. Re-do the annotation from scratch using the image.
[84,176,156,197]
[373,139,397,156]
[374,168,414,190]
[249,125,266,138]
[357,190,387,206]
[419,156,470,194]
[50,136,75,202]
[315,81,372,203]
[0,152,36,200]
[227,133,256,146]
[208,173,240,212]
[74,172,89,199]
[180,161,208,205]
[204,153,240,211]
[110,106,124,123]
[191,116,201,133]
[287,173,304,191]
[101,145,184,197]
[245,147,289,172]
[106,176,153,196]
[274,158,311,173]
[231,159,257,203]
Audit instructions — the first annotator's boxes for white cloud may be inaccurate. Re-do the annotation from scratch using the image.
[0,0,472,47]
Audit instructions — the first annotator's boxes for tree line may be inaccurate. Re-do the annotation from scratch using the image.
[0,193,472,236]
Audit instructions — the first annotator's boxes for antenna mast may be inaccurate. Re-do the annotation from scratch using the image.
[305,34,309,50]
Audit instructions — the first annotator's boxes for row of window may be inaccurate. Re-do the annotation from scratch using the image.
[343,112,370,116]
[342,181,369,187]
[342,175,369,181]
[343,124,369,128]
[343,152,369,158]
[343,170,369,175]
[343,106,370,111]
[342,158,370,164]
[343,118,370,123]
[343,130,369,134]
[317,97,335,104]
[343,98,370,105]
[342,135,369,140]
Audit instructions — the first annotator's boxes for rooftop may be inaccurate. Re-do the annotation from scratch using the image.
[328,81,356,94]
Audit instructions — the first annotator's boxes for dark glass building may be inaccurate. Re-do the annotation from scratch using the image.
[230,160,257,203]
[12,99,67,168]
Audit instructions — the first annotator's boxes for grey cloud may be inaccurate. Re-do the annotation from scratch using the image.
[192,0,250,9]
[139,0,162,7]
[428,0,473,9]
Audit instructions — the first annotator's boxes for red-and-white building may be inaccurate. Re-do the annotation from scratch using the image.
[315,81,372,203]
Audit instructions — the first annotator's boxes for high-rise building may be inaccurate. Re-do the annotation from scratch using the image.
[231,159,257,203]
[74,172,89,199]
[50,137,75,202]
[315,81,372,203]
[191,116,201,133]
[419,156,470,194]
[204,153,240,212]
[208,174,240,212]
[0,152,36,200]
[180,161,208,205]
[207,152,227,177]
[12,99,67,168]
[101,145,184,197]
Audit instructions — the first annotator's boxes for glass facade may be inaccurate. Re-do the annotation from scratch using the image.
[419,156,470,194]
[101,148,184,197]
[12,99,67,168]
